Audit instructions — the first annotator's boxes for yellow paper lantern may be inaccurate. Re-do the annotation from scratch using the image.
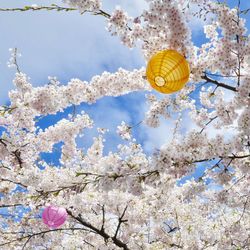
[146,50,190,94]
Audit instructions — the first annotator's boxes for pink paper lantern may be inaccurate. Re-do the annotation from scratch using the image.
[42,206,67,229]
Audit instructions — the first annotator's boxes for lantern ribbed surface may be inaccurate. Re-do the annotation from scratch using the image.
[146,50,190,94]
[42,206,68,229]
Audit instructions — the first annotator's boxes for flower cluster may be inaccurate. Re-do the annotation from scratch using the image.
[117,121,132,140]
[0,0,250,249]
[63,0,101,12]
[107,0,193,60]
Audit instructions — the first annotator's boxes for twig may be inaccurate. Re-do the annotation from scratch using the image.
[114,205,128,239]
[163,222,179,234]
[100,205,105,232]
[199,116,218,134]
[0,228,91,247]
[236,0,241,87]
[226,175,246,192]
[174,210,182,248]
[236,196,249,223]
[13,48,21,73]
[22,236,32,250]
[204,72,243,78]
[201,74,237,92]
[0,204,23,208]
[240,8,250,14]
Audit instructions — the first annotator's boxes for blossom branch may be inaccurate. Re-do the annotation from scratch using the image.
[0,228,92,248]
[0,5,76,13]
[0,4,111,18]
[67,209,130,250]
[0,178,27,189]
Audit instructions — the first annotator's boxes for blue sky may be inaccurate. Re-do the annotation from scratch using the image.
[0,0,250,231]
[0,0,202,156]
[0,0,249,159]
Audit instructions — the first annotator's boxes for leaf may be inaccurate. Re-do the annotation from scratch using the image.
[76,172,84,177]
[53,190,60,196]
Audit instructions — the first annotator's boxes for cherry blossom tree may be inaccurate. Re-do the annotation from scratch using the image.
[0,0,250,249]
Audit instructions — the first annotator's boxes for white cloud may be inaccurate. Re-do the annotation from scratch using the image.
[0,0,145,102]
[140,119,176,153]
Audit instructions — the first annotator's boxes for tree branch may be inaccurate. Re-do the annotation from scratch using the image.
[201,74,237,92]
[67,209,130,250]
